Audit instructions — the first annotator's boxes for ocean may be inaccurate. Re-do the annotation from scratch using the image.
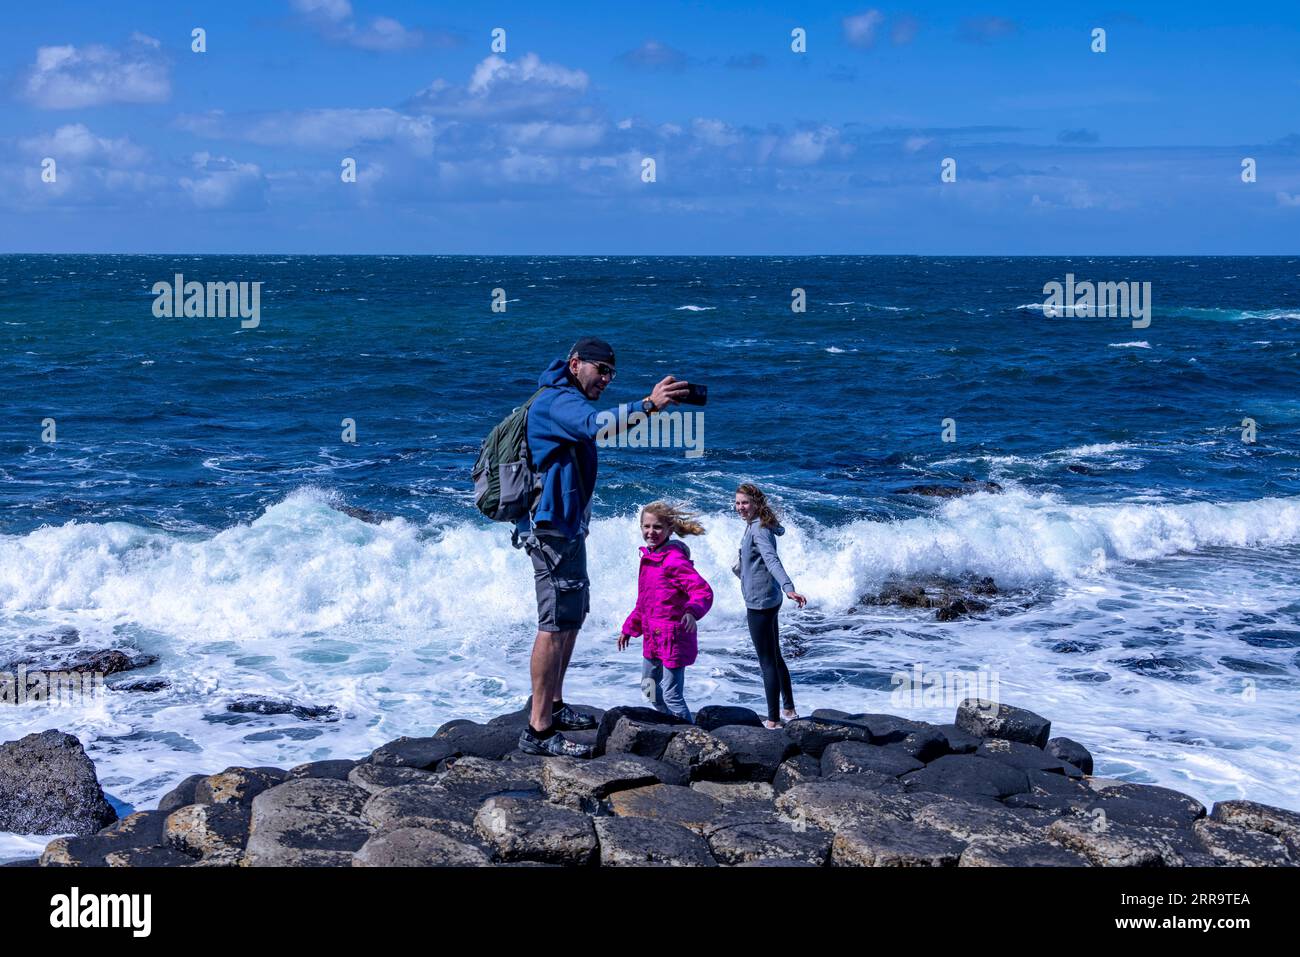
[2,254,1298,858]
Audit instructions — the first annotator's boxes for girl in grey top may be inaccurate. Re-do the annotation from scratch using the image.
[733,483,807,728]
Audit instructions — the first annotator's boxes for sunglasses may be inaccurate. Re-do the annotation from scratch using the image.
[584,359,616,379]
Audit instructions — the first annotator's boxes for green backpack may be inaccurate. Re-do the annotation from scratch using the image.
[472,386,549,523]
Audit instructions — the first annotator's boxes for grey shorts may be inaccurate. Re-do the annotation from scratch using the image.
[524,533,590,633]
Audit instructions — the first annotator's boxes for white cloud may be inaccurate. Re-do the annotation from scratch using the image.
[292,0,424,51]
[179,152,268,210]
[20,35,170,109]
[1276,191,1300,208]
[177,108,434,154]
[410,53,588,119]
[843,10,885,49]
[19,124,147,166]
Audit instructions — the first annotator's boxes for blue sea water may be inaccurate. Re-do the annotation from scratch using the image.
[2,254,1299,855]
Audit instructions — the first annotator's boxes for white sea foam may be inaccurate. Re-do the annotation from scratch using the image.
[1109,341,1151,348]
[675,305,716,311]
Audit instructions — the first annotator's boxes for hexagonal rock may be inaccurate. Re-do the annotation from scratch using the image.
[709,725,797,781]
[782,718,873,757]
[913,801,1052,846]
[954,699,1051,748]
[104,846,196,867]
[353,827,492,867]
[934,724,981,755]
[690,780,774,807]
[243,778,373,867]
[195,767,288,807]
[289,759,358,781]
[362,784,486,845]
[773,755,821,794]
[902,754,1030,800]
[164,803,251,866]
[594,706,691,756]
[604,717,676,760]
[439,755,545,796]
[1210,800,1300,854]
[774,779,912,834]
[1086,782,1206,828]
[543,756,682,811]
[475,796,596,865]
[433,722,521,761]
[158,774,207,813]
[39,810,170,867]
[975,739,1077,776]
[609,783,723,835]
[1046,737,1094,775]
[899,728,949,763]
[1191,819,1295,866]
[694,705,763,731]
[1047,818,1199,867]
[821,742,924,778]
[959,842,1090,867]
[367,736,456,770]
[850,714,934,745]
[707,819,832,866]
[660,726,738,780]
[594,817,717,867]
[831,820,966,867]
[347,762,439,795]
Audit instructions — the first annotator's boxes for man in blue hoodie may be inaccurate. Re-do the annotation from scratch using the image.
[517,336,689,757]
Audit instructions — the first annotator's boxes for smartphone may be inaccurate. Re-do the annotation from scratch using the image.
[680,383,708,406]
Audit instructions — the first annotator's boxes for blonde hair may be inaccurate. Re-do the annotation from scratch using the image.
[640,500,706,537]
[735,483,780,528]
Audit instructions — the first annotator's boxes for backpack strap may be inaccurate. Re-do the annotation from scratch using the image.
[513,383,591,548]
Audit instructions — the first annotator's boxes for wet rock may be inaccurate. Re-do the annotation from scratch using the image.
[935,598,988,622]
[347,762,438,794]
[1210,800,1300,854]
[227,697,340,721]
[367,736,456,770]
[899,728,949,763]
[707,818,832,866]
[1192,819,1295,866]
[0,730,117,836]
[195,767,289,807]
[608,783,723,835]
[109,676,170,693]
[361,784,485,845]
[1086,782,1206,827]
[105,846,195,867]
[39,810,169,866]
[955,699,1051,748]
[773,754,822,794]
[13,648,158,676]
[913,801,1052,846]
[1045,737,1093,775]
[902,754,1031,800]
[288,759,358,781]
[353,827,492,867]
[976,739,1078,776]
[594,817,716,867]
[831,819,966,867]
[158,774,206,813]
[822,741,925,778]
[709,725,796,781]
[594,706,690,756]
[164,803,250,866]
[894,481,1002,498]
[960,842,1090,866]
[243,778,373,867]
[334,504,394,525]
[542,755,681,811]
[782,717,873,756]
[660,726,738,780]
[604,717,675,760]
[475,796,596,866]
[934,724,981,754]
[853,714,932,745]
[694,705,763,731]
[433,721,522,761]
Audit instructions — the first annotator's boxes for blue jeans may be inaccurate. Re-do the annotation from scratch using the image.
[641,657,691,722]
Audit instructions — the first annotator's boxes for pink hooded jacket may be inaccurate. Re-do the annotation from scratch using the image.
[621,539,714,668]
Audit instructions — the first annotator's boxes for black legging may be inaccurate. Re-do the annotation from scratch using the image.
[746,605,794,723]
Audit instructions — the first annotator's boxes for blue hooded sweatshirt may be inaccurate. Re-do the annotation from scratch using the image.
[516,358,641,540]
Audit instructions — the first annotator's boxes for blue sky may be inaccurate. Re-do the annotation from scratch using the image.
[2,1,1299,253]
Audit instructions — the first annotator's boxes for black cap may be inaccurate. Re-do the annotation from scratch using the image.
[569,336,616,366]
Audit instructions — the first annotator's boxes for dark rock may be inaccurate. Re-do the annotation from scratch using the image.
[608,783,723,835]
[894,481,1001,498]
[831,819,966,866]
[604,717,675,760]
[660,726,738,781]
[109,677,170,693]
[1046,737,1094,775]
[707,818,832,866]
[475,796,596,866]
[353,827,492,866]
[542,755,680,811]
[361,785,487,846]
[0,730,117,835]
[773,755,821,794]
[105,846,195,867]
[960,842,1091,867]
[164,803,250,865]
[902,754,1031,800]
[955,699,1051,748]
[822,741,924,778]
[1087,782,1206,827]
[774,779,914,833]
[694,705,763,732]
[854,714,932,745]
[782,717,873,756]
[689,780,774,809]
[1,859,39,867]
[157,774,206,813]
[710,725,796,781]
[934,724,981,754]
[594,707,690,756]
[1048,818,1215,867]
[368,736,456,770]
[243,778,373,866]
[594,817,717,867]
[976,738,1077,776]
[1192,819,1295,866]
[1210,800,1300,854]
[288,759,358,781]
[39,810,170,866]
[899,728,949,763]
[194,766,288,807]
[936,598,988,622]
[433,721,521,761]
[913,801,1052,847]
[347,762,438,794]
[335,504,394,525]
[227,697,339,721]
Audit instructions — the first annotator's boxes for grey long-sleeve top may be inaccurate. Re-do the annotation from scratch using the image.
[735,519,796,610]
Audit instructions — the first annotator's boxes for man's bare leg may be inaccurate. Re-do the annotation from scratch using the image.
[552,628,580,708]
[529,628,576,731]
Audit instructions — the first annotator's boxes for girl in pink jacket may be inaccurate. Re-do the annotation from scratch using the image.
[618,501,714,722]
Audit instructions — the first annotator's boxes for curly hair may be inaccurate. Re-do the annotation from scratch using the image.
[735,482,781,528]
[640,500,706,537]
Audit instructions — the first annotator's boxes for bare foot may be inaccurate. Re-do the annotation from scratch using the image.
[762,719,782,730]
[781,708,798,721]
